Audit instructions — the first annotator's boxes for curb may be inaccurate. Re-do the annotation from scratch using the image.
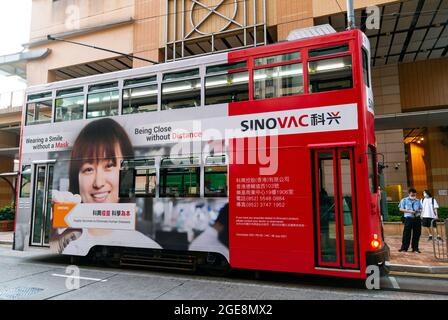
[387,262,448,274]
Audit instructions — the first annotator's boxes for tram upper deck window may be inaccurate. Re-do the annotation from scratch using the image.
[26,92,52,126]
[122,76,158,114]
[55,87,84,122]
[309,44,349,58]
[87,82,119,119]
[205,61,249,105]
[308,56,353,93]
[254,52,300,66]
[162,69,200,110]
[159,157,200,197]
[254,63,304,100]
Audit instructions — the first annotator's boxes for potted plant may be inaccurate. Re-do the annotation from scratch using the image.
[0,205,14,232]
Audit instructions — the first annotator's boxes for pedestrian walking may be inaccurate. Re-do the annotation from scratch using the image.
[421,190,442,241]
[398,188,423,253]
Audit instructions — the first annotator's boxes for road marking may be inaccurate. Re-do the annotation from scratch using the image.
[51,274,108,282]
[389,276,400,289]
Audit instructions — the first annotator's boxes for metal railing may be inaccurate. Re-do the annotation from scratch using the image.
[432,219,448,261]
[0,90,25,113]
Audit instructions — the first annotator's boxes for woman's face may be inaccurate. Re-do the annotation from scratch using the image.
[78,144,122,203]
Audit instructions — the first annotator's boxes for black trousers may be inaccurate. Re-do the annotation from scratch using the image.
[401,217,422,251]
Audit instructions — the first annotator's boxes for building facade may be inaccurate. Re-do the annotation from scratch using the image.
[1,0,447,208]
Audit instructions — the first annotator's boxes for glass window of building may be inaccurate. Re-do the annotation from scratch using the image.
[308,56,353,93]
[254,63,303,100]
[122,76,158,114]
[162,69,200,110]
[87,82,119,119]
[20,165,32,197]
[55,87,84,122]
[160,167,200,197]
[254,52,300,66]
[26,92,52,126]
[204,166,227,197]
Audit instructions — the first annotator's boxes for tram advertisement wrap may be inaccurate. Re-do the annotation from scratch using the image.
[19,103,358,259]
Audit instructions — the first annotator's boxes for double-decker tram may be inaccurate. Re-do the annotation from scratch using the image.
[15,29,389,278]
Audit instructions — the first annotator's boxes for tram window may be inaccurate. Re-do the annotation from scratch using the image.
[119,168,135,198]
[254,63,303,100]
[308,56,353,93]
[135,169,156,197]
[26,100,52,126]
[204,166,227,197]
[206,61,247,74]
[254,52,300,66]
[309,44,349,58]
[20,165,32,198]
[119,159,156,198]
[124,76,157,87]
[362,48,370,87]
[205,71,249,105]
[368,146,378,193]
[123,84,158,114]
[160,167,200,197]
[162,79,201,110]
[55,88,84,122]
[87,82,119,119]
[163,69,199,81]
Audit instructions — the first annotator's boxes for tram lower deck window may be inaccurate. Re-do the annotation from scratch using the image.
[20,165,32,198]
[119,166,156,198]
[308,56,353,93]
[204,166,228,197]
[160,167,200,197]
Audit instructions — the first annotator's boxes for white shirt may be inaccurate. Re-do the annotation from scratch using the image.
[421,197,439,218]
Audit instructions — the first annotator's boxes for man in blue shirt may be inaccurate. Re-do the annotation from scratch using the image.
[398,188,423,253]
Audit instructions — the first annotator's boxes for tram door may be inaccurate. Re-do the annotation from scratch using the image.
[30,164,54,247]
[312,148,359,269]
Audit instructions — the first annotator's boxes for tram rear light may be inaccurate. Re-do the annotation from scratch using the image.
[371,234,380,250]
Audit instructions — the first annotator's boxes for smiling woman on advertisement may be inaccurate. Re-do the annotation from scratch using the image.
[51,118,161,254]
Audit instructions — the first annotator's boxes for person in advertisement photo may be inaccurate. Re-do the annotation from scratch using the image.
[51,118,161,254]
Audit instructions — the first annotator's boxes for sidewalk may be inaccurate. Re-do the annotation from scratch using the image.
[0,232,13,245]
[386,235,448,274]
